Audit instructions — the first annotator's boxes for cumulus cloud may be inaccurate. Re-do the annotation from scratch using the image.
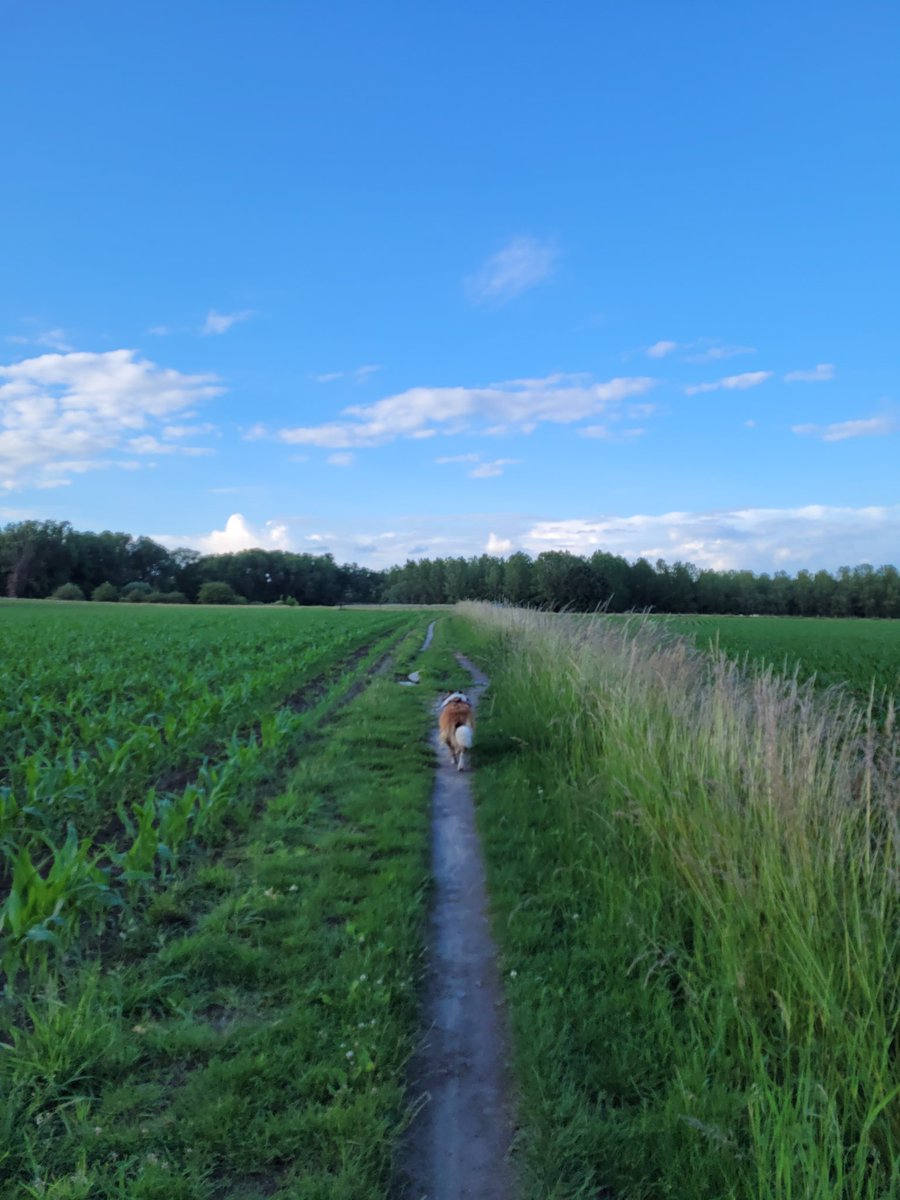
[684,371,772,395]
[274,373,658,449]
[154,513,290,555]
[202,309,255,335]
[792,415,897,442]
[784,363,836,383]
[465,236,558,305]
[486,532,513,554]
[0,349,222,489]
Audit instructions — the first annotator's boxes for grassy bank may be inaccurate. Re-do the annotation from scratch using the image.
[460,604,898,1200]
[0,616,454,1199]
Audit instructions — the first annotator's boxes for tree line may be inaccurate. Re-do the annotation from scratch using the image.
[2,519,899,617]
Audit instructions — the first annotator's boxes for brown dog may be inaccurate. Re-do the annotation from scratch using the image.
[438,691,475,771]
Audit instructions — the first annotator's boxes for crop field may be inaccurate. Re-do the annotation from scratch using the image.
[656,614,900,714]
[0,600,465,1199]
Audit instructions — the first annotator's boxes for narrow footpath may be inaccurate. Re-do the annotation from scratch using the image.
[397,652,518,1199]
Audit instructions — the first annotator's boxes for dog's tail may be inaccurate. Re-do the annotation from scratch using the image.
[456,725,474,750]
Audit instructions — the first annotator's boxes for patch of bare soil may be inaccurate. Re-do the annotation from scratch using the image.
[396,652,518,1200]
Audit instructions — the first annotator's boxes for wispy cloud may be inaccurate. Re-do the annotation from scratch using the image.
[792,415,897,442]
[0,349,222,489]
[326,452,355,467]
[684,370,772,395]
[127,436,214,456]
[469,458,521,478]
[579,425,645,441]
[202,309,255,335]
[646,340,679,358]
[465,236,558,305]
[437,451,520,477]
[272,373,657,449]
[312,364,381,384]
[6,326,74,353]
[785,363,836,383]
[684,342,755,363]
[642,338,755,363]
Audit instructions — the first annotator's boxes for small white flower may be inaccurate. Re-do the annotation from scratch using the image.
[509,970,518,979]
[345,1050,354,1059]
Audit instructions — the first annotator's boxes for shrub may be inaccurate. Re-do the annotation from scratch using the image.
[91,581,119,602]
[122,581,152,601]
[144,590,189,604]
[52,583,85,601]
[198,580,239,605]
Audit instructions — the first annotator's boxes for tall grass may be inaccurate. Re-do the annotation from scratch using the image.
[460,603,898,1199]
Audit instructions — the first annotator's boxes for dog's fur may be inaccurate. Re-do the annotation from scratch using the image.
[438,691,475,771]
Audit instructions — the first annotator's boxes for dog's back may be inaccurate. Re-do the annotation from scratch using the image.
[439,697,475,770]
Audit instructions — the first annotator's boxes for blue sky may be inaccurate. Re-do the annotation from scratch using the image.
[2,1,898,572]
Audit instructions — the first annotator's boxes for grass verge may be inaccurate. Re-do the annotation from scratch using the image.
[458,603,898,1200]
[1,618,446,1199]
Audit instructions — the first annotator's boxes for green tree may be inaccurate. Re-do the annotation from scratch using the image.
[198,580,240,605]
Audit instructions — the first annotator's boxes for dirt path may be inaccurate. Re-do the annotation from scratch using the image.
[397,652,518,1199]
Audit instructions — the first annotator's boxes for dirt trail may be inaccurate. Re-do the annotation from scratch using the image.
[397,652,518,1200]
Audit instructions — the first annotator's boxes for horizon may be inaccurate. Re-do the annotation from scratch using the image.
[3,3,898,575]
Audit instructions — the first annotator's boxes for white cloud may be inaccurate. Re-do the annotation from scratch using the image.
[127,435,214,456]
[313,364,382,384]
[274,373,658,449]
[684,343,755,363]
[579,425,645,441]
[202,309,254,335]
[520,505,900,572]
[784,363,836,383]
[436,453,480,464]
[684,371,772,395]
[155,504,900,574]
[646,340,678,358]
[792,415,897,442]
[469,458,520,478]
[6,327,74,352]
[327,452,355,467]
[465,236,558,305]
[162,422,218,438]
[0,349,222,489]
[486,532,513,554]
[154,513,290,555]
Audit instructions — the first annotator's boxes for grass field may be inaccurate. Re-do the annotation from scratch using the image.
[3,600,898,1198]
[0,601,463,1199]
[656,614,900,717]
[461,603,898,1200]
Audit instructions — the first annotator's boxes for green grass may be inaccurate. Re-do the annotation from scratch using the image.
[0,607,453,1197]
[655,614,900,717]
[458,603,898,1200]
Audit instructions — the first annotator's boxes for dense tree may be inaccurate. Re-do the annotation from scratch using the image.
[3,518,900,617]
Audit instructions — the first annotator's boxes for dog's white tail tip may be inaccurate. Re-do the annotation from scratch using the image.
[456,726,474,750]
